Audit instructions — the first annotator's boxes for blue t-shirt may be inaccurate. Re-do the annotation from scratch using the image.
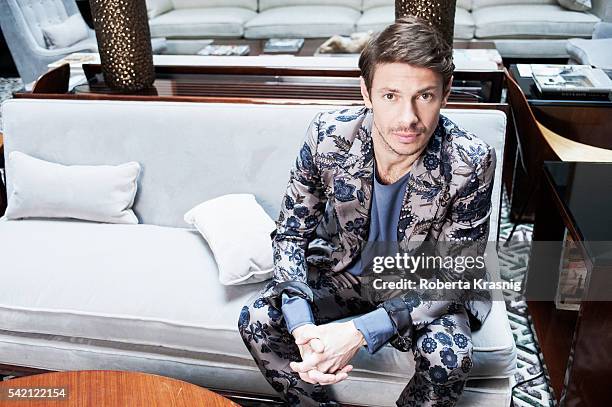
[346,167,411,276]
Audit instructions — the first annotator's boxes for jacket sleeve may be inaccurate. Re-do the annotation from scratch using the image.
[262,112,328,310]
[380,144,496,351]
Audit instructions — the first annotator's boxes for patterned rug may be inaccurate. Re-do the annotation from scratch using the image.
[0,77,23,131]
[498,194,555,407]
[0,77,555,406]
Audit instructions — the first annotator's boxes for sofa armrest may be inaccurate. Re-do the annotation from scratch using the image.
[593,22,612,38]
[0,131,6,217]
[592,0,612,22]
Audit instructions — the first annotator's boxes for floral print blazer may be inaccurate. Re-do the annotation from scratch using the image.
[264,106,496,341]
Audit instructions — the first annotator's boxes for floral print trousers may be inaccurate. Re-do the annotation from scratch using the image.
[238,269,473,407]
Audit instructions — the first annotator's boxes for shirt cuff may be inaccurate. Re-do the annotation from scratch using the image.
[353,308,396,354]
[281,294,315,334]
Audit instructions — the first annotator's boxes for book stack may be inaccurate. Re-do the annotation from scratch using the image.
[531,64,612,101]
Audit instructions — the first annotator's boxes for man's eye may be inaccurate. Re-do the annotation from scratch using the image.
[383,93,395,100]
[420,92,433,101]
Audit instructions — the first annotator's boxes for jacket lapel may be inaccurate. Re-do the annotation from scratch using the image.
[398,118,451,249]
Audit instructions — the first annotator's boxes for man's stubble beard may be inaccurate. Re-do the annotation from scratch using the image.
[372,117,427,158]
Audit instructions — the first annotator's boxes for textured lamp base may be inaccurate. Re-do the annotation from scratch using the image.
[395,0,457,48]
[89,0,154,91]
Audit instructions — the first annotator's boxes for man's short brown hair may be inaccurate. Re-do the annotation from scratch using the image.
[359,16,455,94]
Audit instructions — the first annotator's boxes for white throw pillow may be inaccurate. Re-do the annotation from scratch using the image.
[6,151,141,224]
[146,0,173,18]
[557,0,592,11]
[184,194,275,285]
[41,14,90,49]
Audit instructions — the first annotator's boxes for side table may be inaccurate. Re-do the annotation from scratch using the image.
[508,64,612,150]
[506,64,612,221]
[0,370,240,406]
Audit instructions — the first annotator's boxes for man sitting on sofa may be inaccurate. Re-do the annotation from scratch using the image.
[238,16,496,407]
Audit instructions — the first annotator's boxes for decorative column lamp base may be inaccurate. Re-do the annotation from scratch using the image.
[395,0,457,48]
[89,0,155,92]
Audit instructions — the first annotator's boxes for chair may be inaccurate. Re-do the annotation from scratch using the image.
[504,69,612,243]
[0,0,167,86]
[504,69,553,241]
[0,0,98,85]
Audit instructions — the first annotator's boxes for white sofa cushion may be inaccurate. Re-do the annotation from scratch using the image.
[0,218,516,381]
[41,13,90,49]
[171,0,257,11]
[458,0,473,10]
[356,7,474,39]
[1,100,341,229]
[5,151,140,224]
[1,101,505,238]
[473,4,600,38]
[454,7,476,39]
[245,6,361,38]
[149,8,256,38]
[145,0,173,19]
[473,0,555,9]
[184,194,275,285]
[18,0,70,48]
[360,0,472,12]
[362,0,392,10]
[259,0,361,11]
[493,38,572,58]
[356,5,394,32]
[362,0,477,9]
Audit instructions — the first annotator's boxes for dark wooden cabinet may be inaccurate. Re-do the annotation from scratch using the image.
[507,65,612,221]
[527,162,612,406]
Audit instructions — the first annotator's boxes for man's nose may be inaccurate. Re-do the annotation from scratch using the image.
[398,100,419,127]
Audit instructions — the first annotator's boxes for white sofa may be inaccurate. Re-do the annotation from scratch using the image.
[0,98,515,406]
[145,0,610,58]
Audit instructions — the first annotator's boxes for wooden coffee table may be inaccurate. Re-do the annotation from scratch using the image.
[0,370,240,406]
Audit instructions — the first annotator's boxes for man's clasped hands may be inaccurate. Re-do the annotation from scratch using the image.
[290,321,366,385]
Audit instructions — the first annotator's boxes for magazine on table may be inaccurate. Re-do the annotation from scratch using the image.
[197,45,250,56]
[531,64,612,100]
[263,38,304,53]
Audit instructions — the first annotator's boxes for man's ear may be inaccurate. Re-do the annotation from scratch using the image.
[360,77,373,109]
[441,75,453,108]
